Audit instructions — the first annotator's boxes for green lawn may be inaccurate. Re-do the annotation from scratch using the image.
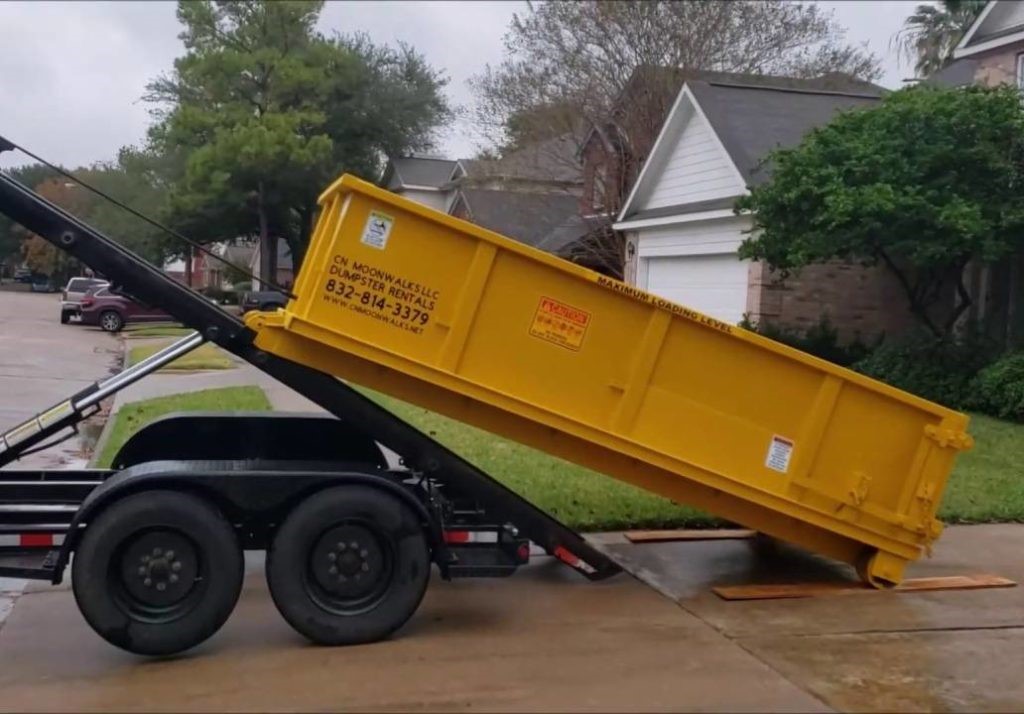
[361,390,1024,531]
[95,386,271,468]
[362,389,714,531]
[91,383,1024,530]
[123,324,193,338]
[940,413,1024,523]
[127,341,234,371]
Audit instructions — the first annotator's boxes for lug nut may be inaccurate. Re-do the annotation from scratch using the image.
[171,561,182,572]
[361,562,370,572]
[350,541,358,550]
[327,552,337,562]
[138,566,146,576]
[169,574,179,584]
[328,566,338,575]
[165,550,175,561]
[156,582,167,591]
[337,542,347,551]
[144,578,152,587]
[360,549,368,558]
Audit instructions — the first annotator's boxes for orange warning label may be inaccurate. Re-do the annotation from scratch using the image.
[529,297,591,351]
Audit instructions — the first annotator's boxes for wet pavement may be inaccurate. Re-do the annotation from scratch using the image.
[0,290,119,470]
[0,526,1017,711]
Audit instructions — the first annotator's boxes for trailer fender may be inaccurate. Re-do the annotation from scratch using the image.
[52,460,439,583]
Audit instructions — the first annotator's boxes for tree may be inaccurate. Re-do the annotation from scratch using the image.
[0,164,62,276]
[736,85,1024,339]
[22,177,94,282]
[471,0,882,274]
[145,0,450,285]
[894,0,987,78]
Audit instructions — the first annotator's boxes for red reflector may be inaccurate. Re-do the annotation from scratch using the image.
[20,533,53,547]
[443,530,471,544]
[516,543,531,563]
[553,545,579,567]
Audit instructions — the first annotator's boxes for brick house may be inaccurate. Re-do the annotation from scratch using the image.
[612,71,915,341]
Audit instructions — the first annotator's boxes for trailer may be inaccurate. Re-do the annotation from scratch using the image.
[0,145,972,656]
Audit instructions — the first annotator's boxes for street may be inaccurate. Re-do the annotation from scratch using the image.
[0,290,118,469]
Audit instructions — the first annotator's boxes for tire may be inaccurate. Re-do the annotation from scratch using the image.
[71,490,244,656]
[266,485,430,646]
[99,310,124,333]
[60,310,72,325]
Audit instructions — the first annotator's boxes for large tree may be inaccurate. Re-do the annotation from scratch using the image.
[0,164,62,276]
[21,177,93,282]
[894,0,987,78]
[471,0,882,274]
[145,0,450,285]
[736,85,1024,339]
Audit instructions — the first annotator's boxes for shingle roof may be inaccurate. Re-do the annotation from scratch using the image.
[456,189,584,252]
[457,135,583,186]
[384,157,458,190]
[688,77,883,186]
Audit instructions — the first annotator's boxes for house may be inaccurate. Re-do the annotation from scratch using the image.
[249,239,295,290]
[380,156,461,212]
[930,0,1024,88]
[613,72,907,338]
[381,139,588,259]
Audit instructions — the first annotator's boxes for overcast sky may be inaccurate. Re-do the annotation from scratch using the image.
[0,0,924,171]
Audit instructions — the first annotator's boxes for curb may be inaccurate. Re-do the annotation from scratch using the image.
[87,337,131,468]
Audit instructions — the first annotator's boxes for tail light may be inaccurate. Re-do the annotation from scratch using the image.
[80,296,94,308]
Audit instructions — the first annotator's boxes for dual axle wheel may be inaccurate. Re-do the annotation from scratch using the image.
[71,486,430,656]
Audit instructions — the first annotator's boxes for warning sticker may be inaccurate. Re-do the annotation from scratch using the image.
[530,297,591,351]
[360,210,394,250]
[765,435,794,473]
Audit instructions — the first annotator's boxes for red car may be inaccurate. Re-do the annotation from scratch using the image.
[79,286,171,332]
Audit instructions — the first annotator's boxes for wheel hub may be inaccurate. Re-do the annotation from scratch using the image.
[310,524,386,601]
[119,531,198,608]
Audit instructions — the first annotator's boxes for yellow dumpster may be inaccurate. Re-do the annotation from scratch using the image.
[247,174,973,587]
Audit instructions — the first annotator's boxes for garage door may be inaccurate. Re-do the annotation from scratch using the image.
[645,254,748,325]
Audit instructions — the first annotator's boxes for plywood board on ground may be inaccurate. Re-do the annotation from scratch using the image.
[713,574,1016,601]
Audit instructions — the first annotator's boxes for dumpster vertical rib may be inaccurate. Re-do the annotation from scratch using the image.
[437,242,496,373]
[293,194,342,313]
[610,309,671,433]
[788,375,843,488]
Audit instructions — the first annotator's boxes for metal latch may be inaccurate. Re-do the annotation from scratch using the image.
[923,425,973,451]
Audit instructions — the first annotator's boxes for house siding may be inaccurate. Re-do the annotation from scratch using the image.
[972,45,1023,85]
[638,108,744,211]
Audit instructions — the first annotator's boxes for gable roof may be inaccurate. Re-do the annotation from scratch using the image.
[456,135,583,187]
[382,156,459,191]
[954,1,1024,58]
[617,72,883,224]
[455,189,584,252]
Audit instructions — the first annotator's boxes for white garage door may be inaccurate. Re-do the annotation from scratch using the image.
[645,254,748,325]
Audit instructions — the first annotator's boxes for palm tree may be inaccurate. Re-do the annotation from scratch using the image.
[894,0,989,77]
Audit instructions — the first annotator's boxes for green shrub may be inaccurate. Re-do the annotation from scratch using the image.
[853,333,994,408]
[740,315,874,367]
[966,352,1024,421]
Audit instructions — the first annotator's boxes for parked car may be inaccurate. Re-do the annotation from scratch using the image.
[79,286,170,332]
[60,276,108,324]
[29,275,58,293]
[13,267,32,283]
[240,289,288,314]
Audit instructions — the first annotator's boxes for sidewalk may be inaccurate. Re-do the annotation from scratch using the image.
[111,338,323,414]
